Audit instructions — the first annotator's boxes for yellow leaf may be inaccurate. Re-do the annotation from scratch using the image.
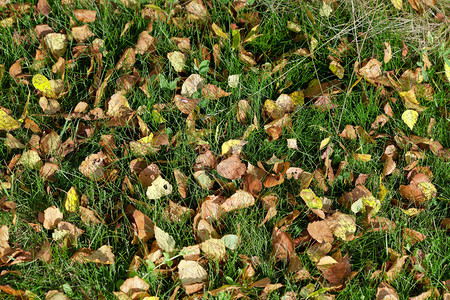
[400,208,423,217]
[378,179,388,202]
[32,74,57,98]
[401,110,418,130]
[445,59,450,82]
[319,137,330,150]
[329,61,344,79]
[211,23,228,40]
[300,189,323,209]
[289,90,304,106]
[0,110,20,131]
[138,133,154,144]
[361,196,381,215]
[222,139,244,155]
[65,187,79,212]
[390,0,402,10]
[353,153,371,162]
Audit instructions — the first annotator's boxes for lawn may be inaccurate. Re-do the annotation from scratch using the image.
[0,0,449,299]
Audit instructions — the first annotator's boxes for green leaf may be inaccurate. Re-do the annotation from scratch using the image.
[198,60,210,75]
[232,29,241,50]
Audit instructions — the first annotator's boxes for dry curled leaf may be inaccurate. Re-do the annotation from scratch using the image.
[216,155,246,180]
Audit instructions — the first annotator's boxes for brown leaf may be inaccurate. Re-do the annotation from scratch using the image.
[79,152,107,181]
[195,150,216,170]
[40,130,62,156]
[79,206,103,225]
[402,228,425,246]
[174,95,199,115]
[243,173,262,196]
[135,31,156,55]
[327,212,356,241]
[73,9,97,23]
[339,125,357,140]
[129,208,154,244]
[37,0,51,15]
[201,84,231,100]
[42,206,63,230]
[171,37,191,53]
[71,25,94,42]
[120,276,150,295]
[174,169,189,198]
[181,74,204,98]
[35,24,54,39]
[115,48,135,71]
[216,155,246,180]
[382,157,396,177]
[271,226,295,262]
[358,58,382,81]
[83,245,115,264]
[386,255,408,283]
[138,164,160,188]
[0,285,26,297]
[186,0,209,20]
[220,190,255,213]
[376,282,399,300]
[321,254,351,284]
[307,220,334,243]
[164,200,194,223]
[39,97,61,115]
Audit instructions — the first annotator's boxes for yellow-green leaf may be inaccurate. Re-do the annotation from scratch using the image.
[32,74,57,98]
[211,23,228,40]
[300,189,323,209]
[445,59,450,82]
[0,110,20,131]
[65,187,79,212]
[329,61,344,79]
[390,0,402,10]
[243,25,261,43]
[401,109,418,130]
[232,29,241,50]
[152,110,166,124]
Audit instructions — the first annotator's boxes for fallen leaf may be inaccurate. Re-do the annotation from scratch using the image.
[376,282,399,300]
[181,74,204,98]
[43,206,63,230]
[0,110,20,131]
[43,33,69,58]
[220,190,255,213]
[79,152,107,181]
[216,155,246,180]
[72,25,94,42]
[120,276,150,295]
[271,226,295,262]
[32,74,57,98]
[329,61,344,79]
[300,189,323,209]
[390,0,403,10]
[174,169,189,198]
[211,23,228,39]
[307,221,334,243]
[384,42,392,63]
[73,9,97,23]
[221,234,239,250]
[327,212,356,241]
[130,208,154,244]
[154,225,176,254]
[115,48,135,71]
[178,260,208,287]
[201,84,231,100]
[146,176,173,200]
[320,254,351,284]
[135,31,156,55]
[64,187,79,213]
[167,51,185,72]
[37,0,50,16]
[83,245,115,264]
[201,238,226,261]
[18,150,43,170]
[402,110,419,130]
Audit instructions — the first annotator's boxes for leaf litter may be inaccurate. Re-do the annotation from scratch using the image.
[0,0,448,299]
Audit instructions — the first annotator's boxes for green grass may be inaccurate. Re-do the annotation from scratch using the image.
[0,0,449,299]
